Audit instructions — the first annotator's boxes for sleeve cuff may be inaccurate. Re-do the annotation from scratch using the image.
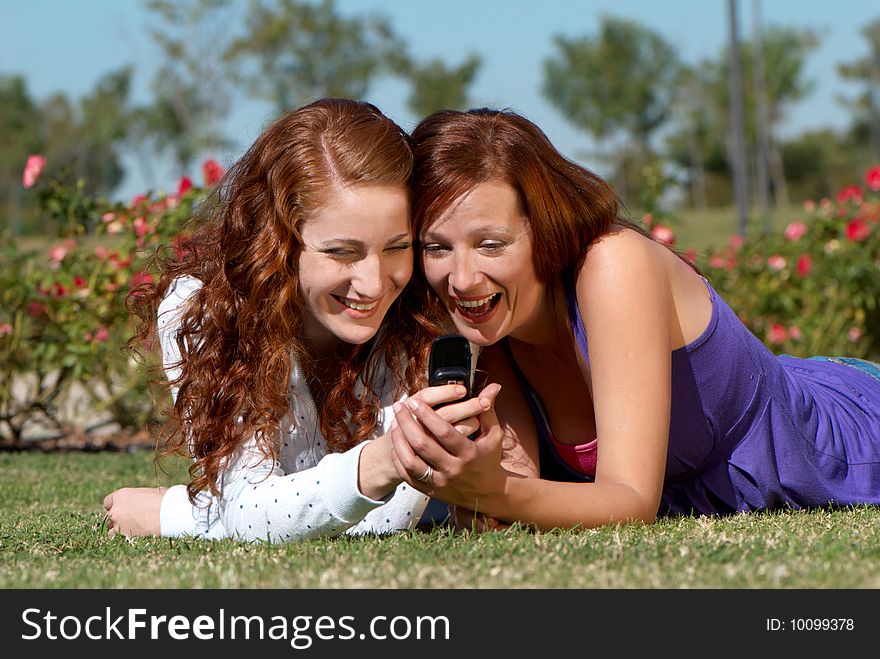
[316,442,387,524]
[159,484,198,537]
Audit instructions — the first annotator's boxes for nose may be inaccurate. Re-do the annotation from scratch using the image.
[447,251,483,294]
[351,254,387,299]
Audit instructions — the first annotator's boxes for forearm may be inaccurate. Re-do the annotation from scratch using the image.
[483,476,660,531]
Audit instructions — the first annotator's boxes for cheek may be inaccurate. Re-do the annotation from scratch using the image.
[394,258,414,288]
[421,259,447,291]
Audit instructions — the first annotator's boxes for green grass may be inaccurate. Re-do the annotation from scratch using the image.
[669,205,804,253]
[2,451,879,589]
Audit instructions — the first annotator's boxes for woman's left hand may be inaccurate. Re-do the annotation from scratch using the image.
[390,383,507,513]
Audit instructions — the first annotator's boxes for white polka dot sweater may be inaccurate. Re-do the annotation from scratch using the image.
[156,276,429,542]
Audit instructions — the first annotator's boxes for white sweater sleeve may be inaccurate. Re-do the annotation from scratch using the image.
[155,276,428,542]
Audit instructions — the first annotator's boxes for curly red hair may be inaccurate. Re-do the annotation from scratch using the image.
[129,98,444,501]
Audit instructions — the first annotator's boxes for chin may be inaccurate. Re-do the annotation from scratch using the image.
[452,322,501,347]
[336,323,381,346]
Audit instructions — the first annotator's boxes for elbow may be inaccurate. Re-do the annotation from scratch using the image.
[614,486,661,526]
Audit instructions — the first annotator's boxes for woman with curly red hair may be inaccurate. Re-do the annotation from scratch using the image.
[102,98,485,542]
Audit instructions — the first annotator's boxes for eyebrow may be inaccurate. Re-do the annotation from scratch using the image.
[317,232,412,249]
[422,225,517,240]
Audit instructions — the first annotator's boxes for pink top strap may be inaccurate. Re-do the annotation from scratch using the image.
[547,435,597,478]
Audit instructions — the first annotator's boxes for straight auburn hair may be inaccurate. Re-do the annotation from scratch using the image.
[410,108,623,283]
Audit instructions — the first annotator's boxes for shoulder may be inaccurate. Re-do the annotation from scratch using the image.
[577,225,671,305]
[157,275,202,329]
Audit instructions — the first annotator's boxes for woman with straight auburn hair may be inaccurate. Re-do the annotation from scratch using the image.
[388,107,880,531]
[102,98,488,542]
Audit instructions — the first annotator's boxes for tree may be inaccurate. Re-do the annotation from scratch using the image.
[837,17,880,161]
[542,16,680,204]
[229,0,404,116]
[401,54,482,119]
[0,76,41,234]
[140,0,239,174]
[702,26,820,209]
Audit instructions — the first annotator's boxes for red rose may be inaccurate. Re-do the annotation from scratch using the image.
[202,159,225,186]
[846,219,870,242]
[865,165,880,191]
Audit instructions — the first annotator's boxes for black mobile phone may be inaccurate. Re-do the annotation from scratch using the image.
[428,334,472,401]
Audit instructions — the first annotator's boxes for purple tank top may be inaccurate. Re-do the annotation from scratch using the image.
[559,276,880,515]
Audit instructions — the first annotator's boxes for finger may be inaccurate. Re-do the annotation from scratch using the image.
[433,396,488,425]
[475,383,502,443]
[394,401,454,467]
[452,418,479,437]
[102,492,114,510]
[107,526,118,539]
[409,384,468,408]
[403,397,486,455]
[389,415,434,490]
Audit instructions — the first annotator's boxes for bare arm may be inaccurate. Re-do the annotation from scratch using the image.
[392,231,673,530]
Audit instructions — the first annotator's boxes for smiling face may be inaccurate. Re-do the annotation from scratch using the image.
[298,183,412,352]
[420,180,546,346]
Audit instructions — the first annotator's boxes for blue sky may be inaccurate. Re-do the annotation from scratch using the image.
[2,0,877,199]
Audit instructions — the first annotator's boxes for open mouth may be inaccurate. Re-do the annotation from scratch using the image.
[333,296,379,312]
[453,292,501,319]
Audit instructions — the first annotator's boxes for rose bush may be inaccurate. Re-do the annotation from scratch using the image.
[699,164,880,361]
[0,156,222,445]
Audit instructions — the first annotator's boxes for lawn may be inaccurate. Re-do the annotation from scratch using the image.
[2,450,879,589]
[669,204,804,253]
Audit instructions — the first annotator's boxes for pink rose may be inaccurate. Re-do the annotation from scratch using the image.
[767,255,787,271]
[48,244,69,264]
[802,199,816,213]
[849,326,862,343]
[94,245,108,260]
[728,234,744,250]
[651,224,675,246]
[133,216,149,238]
[837,185,862,204]
[22,154,46,189]
[94,326,109,343]
[784,221,807,242]
[0,322,13,337]
[767,323,787,345]
[788,326,802,341]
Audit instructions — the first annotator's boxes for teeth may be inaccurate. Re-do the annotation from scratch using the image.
[456,294,497,308]
[340,298,378,311]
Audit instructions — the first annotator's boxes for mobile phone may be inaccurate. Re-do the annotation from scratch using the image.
[428,334,472,402]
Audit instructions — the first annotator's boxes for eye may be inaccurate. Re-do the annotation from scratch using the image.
[421,243,448,255]
[385,242,412,253]
[323,248,358,259]
[479,240,506,252]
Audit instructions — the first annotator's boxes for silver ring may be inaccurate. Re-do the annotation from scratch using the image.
[416,465,433,484]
